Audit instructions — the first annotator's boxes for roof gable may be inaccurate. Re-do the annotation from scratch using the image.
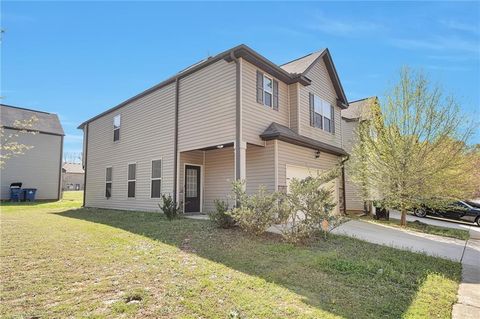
[281,49,348,107]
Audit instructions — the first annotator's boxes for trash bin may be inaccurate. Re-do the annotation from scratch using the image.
[23,188,37,202]
[9,183,23,202]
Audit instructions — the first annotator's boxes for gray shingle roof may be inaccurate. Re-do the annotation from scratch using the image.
[260,122,348,156]
[341,97,376,120]
[62,163,84,174]
[280,50,325,74]
[0,104,64,136]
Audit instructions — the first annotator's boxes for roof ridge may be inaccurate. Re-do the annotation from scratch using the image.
[348,96,376,104]
[0,104,53,115]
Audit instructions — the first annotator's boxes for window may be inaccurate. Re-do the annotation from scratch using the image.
[256,71,279,110]
[311,94,334,133]
[113,115,121,141]
[127,163,136,198]
[105,167,112,198]
[263,76,273,107]
[151,159,162,198]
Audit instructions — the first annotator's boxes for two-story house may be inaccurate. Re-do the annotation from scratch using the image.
[78,44,349,213]
[1,104,64,200]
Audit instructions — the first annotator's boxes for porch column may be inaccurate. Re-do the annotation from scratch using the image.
[235,141,247,181]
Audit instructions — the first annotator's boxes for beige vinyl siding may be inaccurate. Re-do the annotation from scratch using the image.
[241,59,290,146]
[179,150,204,204]
[85,83,175,211]
[289,83,300,134]
[246,141,275,194]
[277,141,341,210]
[178,59,236,151]
[203,147,234,212]
[342,119,364,212]
[0,129,61,200]
[299,58,343,148]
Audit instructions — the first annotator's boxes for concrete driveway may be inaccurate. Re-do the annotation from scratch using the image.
[331,220,467,261]
[389,210,480,239]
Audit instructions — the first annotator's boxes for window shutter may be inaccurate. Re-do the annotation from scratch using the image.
[331,105,335,134]
[256,71,264,104]
[273,80,279,111]
[309,93,314,126]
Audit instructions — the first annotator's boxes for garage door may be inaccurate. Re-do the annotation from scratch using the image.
[286,165,339,214]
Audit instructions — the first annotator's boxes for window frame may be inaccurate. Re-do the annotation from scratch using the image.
[312,94,333,133]
[113,114,121,142]
[127,162,136,198]
[105,166,112,198]
[150,158,163,199]
[263,75,273,108]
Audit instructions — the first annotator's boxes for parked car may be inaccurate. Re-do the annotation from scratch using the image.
[414,200,480,226]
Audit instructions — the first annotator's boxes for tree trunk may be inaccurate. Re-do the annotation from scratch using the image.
[400,209,407,227]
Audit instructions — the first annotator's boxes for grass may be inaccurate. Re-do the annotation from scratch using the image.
[358,215,470,240]
[1,191,461,318]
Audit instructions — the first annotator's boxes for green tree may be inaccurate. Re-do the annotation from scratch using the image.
[348,68,479,226]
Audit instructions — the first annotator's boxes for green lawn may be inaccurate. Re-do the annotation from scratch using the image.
[1,191,461,318]
[358,215,470,240]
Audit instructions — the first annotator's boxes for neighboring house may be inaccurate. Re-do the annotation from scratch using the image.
[341,97,376,213]
[78,44,351,213]
[62,163,85,191]
[0,104,64,200]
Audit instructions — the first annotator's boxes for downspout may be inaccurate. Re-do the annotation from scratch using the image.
[173,77,179,203]
[340,155,349,215]
[230,50,241,181]
[82,123,89,207]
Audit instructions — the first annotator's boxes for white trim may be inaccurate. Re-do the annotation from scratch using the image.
[113,114,121,142]
[183,163,204,213]
[274,140,278,191]
[150,158,163,199]
[176,152,180,202]
[105,166,112,199]
[127,162,136,199]
[263,74,273,108]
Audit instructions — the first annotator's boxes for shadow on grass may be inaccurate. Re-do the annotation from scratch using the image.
[56,208,461,319]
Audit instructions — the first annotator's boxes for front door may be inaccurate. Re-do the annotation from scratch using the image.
[184,165,201,213]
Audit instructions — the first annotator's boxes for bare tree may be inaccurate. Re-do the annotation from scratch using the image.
[348,68,479,226]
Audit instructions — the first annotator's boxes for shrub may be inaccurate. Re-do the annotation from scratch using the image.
[229,181,278,236]
[158,194,182,220]
[277,167,342,243]
[208,199,235,228]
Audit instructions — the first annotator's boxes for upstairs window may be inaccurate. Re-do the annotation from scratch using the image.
[151,159,162,198]
[263,76,273,107]
[127,163,136,198]
[310,93,335,133]
[256,71,279,110]
[113,115,121,141]
[105,167,112,198]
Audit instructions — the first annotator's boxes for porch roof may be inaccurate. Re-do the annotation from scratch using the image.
[260,122,348,157]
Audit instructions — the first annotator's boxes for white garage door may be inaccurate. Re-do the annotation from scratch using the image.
[286,165,339,214]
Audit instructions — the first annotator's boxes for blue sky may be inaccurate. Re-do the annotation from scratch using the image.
[2,1,479,153]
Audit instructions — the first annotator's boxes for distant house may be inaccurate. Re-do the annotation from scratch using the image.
[62,163,84,191]
[78,44,351,213]
[341,97,376,213]
[0,104,64,200]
